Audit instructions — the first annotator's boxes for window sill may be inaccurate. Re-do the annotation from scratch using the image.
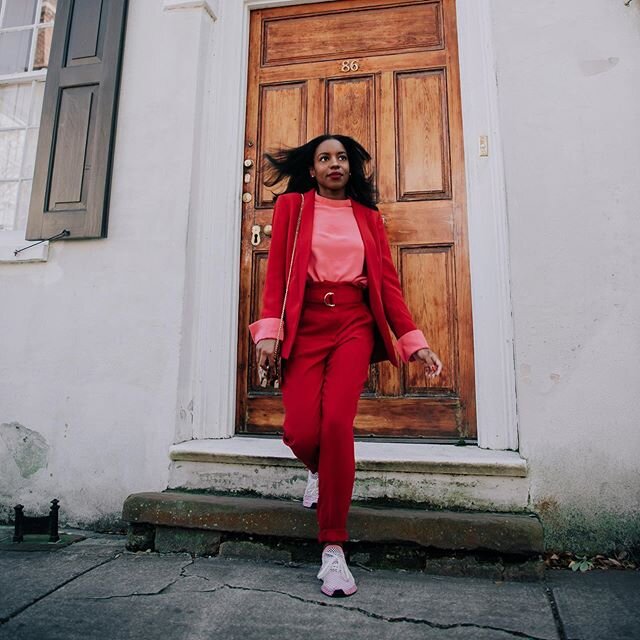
[0,231,48,263]
[163,0,218,20]
[170,437,527,477]
[0,70,47,85]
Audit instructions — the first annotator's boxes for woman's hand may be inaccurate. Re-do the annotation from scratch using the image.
[413,348,443,379]
[256,338,277,372]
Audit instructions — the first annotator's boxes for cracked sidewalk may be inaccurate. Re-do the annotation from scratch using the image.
[0,529,638,640]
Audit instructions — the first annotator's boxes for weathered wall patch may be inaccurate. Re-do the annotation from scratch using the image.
[0,422,49,478]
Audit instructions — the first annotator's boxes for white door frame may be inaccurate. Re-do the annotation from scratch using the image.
[171,0,519,450]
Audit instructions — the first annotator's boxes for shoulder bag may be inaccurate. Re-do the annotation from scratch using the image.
[259,192,304,389]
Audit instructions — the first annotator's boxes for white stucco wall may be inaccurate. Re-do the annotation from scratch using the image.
[491,0,640,547]
[0,3,206,525]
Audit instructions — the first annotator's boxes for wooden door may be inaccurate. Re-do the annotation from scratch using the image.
[237,0,476,440]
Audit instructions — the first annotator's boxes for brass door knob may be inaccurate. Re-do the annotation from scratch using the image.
[263,224,273,236]
[242,192,252,203]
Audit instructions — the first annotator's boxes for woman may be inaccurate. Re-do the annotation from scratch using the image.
[249,134,442,597]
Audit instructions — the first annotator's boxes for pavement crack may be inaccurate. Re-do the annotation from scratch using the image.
[82,557,196,600]
[218,584,552,640]
[543,580,568,640]
[0,552,121,625]
[83,584,228,600]
[178,557,195,577]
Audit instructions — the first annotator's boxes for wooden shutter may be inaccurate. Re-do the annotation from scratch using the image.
[25,0,128,240]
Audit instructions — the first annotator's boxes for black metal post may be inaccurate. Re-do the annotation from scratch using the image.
[13,504,25,542]
[49,499,60,542]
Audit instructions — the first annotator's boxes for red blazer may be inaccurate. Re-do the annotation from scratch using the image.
[257,189,422,367]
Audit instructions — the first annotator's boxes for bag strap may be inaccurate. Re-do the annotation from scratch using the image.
[274,193,304,352]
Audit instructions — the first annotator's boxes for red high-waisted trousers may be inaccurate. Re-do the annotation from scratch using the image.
[281,281,375,543]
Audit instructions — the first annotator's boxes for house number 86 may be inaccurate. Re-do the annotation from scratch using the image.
[340,60,359,72]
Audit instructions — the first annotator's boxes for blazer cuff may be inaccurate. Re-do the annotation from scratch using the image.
[249,317,284,344]
[395,329,430,363]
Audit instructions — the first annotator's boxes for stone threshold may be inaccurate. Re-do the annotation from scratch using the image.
[124,490,542,554]
[122,491,544,579]
[169,437,528,477]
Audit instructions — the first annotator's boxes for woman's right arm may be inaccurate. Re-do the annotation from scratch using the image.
[249,196,291,365]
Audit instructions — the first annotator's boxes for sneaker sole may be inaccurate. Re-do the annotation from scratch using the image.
[321,584,357,597]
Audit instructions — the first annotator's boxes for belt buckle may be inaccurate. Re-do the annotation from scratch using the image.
[323,291,336,307]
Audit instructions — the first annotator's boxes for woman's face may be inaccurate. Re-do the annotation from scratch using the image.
[310,138,350,199]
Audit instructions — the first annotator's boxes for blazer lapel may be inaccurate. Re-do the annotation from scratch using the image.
[352,200,380,287]
[291,189,315,299]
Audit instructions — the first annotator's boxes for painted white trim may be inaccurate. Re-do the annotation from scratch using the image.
[0,0,53,80]
[174,7,229,441]
[163,0,219,20]
[170,438,527,476]
[0,77,48,232]
[174,0,251,441]
[0,70,46,85]
[456,0,518,449]
[0,230,48,263]
[175,0,518,451]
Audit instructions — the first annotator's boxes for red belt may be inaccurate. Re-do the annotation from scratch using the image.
[304,282,365,307]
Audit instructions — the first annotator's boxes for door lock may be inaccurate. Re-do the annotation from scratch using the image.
[251,225,261,246]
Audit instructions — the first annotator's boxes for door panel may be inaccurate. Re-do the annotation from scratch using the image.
[257,82,308,206]
[249,252,270,391]
[396,69,451,199]
[400,245,456,394]
[237,0,476,441]
[325,76,376,167]
[262,1,443,66]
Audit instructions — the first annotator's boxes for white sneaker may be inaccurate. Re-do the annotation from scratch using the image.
[317,545,357,597]
[302,470,318,508]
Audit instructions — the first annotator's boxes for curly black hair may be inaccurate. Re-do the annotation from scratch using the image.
[263,134,378,210]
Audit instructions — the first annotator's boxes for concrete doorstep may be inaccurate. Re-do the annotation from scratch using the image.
[122,491,545,581]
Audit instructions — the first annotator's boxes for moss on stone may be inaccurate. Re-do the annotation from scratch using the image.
[535,498,640,558]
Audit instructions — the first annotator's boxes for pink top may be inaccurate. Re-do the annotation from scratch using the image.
[307,193,368,288]
[249,192,430,362]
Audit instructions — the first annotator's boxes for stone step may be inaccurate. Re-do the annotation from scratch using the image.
[167,438,531,512]
[122,491,544,579]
